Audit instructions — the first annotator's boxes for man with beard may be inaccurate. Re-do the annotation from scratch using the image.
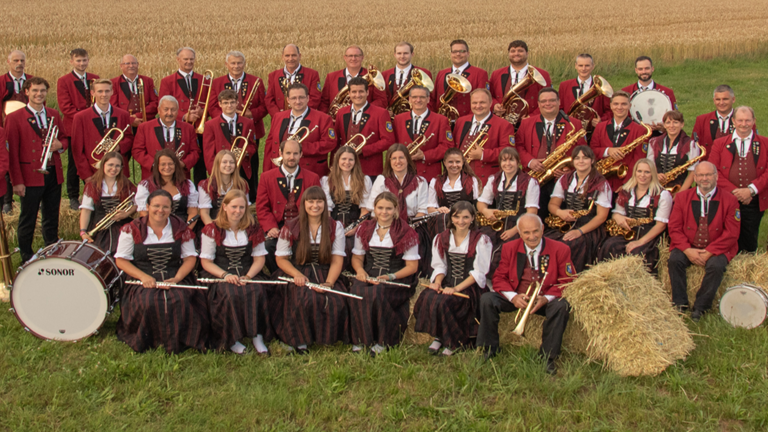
[490,40,551,126]
[622,56,677,134]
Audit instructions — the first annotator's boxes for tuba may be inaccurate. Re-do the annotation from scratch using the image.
[661,134,706,194]
[567,75,613,132]
[271,125,318,166]
[329,66,386,118]
[388,68,435,117]
[91,125,130,168]
[530,118,587,184]
[500,67,547,126]
[438,73,472,123]
[231,130,253,169]
[192,70,214,134]
[596,123,652,178]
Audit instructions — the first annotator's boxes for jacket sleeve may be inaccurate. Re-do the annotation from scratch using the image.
[491,242,516,293]
[318,74,332,113]
[308,71,322,110]
[422,117,453,163]
[667,193,691,252]
[302,116,336,156]
[131,125,154,169]
[264,74,280,117]
[6,115,23,186]
[57,78,78,119]
[144,78,159,119]
[255,175,279,232]
[71,114,95,180]
[483,121,515,163]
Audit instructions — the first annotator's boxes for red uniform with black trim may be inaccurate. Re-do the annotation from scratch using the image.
[0,126,9,196]
[0,72,33,124]
[264,108,336,177]
[622,82,677,108]
[158,71,205,122]
[558,78,611,125]
[334,104,395,176]
[255,166,321,232]
[201,114,257,178]
[71,106,133,180]
[668,187,740,261]
[208,73,267,140]
[692,111,757,161]
[515,113,586,170]
[110,74,159,122]
[6,107,65,186]
[393,110,453,182]
[264,65,322,116]
[492,237,576,298]
[132,118,200,180]
[429,65,489,120]
[709,134,768,211]
[453,114,515,184]
[489,65,552,118]
[318,68,387,113]
[381,66,433,112]
[590,118,649,191]
[57,71,99,139]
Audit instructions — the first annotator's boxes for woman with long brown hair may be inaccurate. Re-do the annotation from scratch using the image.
[646,110,699,195]
[135,149,199,229]
[272,186,349,354]
[427,148,482,233]
[198,150,249,225]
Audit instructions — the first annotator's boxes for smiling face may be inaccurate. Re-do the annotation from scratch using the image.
[25,83,47,107]
[389,150,408,174]
[538,91,560,118]
[575,56,594,79]
[7,51,25,75]
[219,153,236,176]
[450,42,469,67]
[91,82,113,107]
[694,163,717,193]
[224,196,247,225]
[281,140,302,169]
[304,199,326,218]
[518,216,543,249]
[158,155,176,178]
[119,55,138,78]
[283,44,301,70]
[348,83,368,107]
[374,198,396,225]
[451,209,473,231]
[663,118,683,138]
[500,155,519,175]
[176,49,195,73]
[713,91,735,115]
[572,150,593,173]
[158,100,179,126]
[70,55,89,74]
[470,91,491,118]
[338,150,355,173]
[287,87,308,114]
[733,108,755,137]
[634,161,652,187]
[610,96,630,119]
[408,87,429,113]
[635,59,653,82]
[444,153,464,177]
[507,46,528,67]
[395,44,412,67]
[220,97,238,117]
[226,55,245,78]
[344,47,363,70]
[102,156,122,179]
[148,195,172,224]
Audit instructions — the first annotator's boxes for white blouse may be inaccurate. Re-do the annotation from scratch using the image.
[135,179,199,212]
[365,175,429,217]
[275,221,346,257]
[613,189,673,223]
[200,228,267,260]
[647,137,701,172]
[114,219,197,260]
[79,180,119,211]
[427,176,480,208]
[551,174,612,209]
[430,232,492,288]
[478,173,541,208]
[197,183,251,209]
[320,175,372,212]
[351,223,420,260]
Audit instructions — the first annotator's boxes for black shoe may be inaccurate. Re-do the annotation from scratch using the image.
[428,339,441,356]
[296,347,309,355]
[483,346,499,362]
[2,203,11,214]
[69,199,80,211]
[674,304,689,314]
[691,310,703,322]
[546,359,558,375]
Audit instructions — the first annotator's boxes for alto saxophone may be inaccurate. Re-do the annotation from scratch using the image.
[661,135,706,194]
[544,199,595,233]
[605,217,655,241]
[596,122,652,178]
[476,203,521,231]
[530,118,587,184]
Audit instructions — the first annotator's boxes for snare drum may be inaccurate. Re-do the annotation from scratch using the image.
[719,284,768,329]
[630,89,673,124]
[10,240,123,341]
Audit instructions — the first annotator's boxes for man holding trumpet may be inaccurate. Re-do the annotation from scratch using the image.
[202,89,257,180]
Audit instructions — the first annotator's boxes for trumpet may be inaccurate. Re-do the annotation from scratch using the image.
[231,130,253,169]
[476,204,521,231]
[407,133,434,155]
[596,123,652,178]
[341,271,411,288]
[348,132,375,154]
[137,78,147,123]
[241,76,261,116]
[512,271,549,336]
[461,129,488,163]
[661,135,705,194]
[605,217,655,241]
[87,192,136,237]
[438,73,472,123]
[329,65,386,118]
[91,125,130,168]
[500,67,547,126]
[176,142,186,159]
[271,125,318,166]
[36,124,59,174]
[388,68,435,117]
[544,199,595,233]
[193,70,214,134]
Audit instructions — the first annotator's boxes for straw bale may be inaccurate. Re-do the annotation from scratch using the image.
[563,255,694,376]
[2,204,81,247]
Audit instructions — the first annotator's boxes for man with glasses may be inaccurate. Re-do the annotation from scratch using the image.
[430,39,489,126]
[318,45,386,114]
[265,44,321,117]
[110,54,158,128]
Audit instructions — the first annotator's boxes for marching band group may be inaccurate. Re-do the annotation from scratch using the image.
[1,39,761,374]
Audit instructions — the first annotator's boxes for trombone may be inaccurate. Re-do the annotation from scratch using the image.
[438,73,472,123]
[241,76,261,116]
[271,125,318,166]
[512,271,549,336]
[232,130,253,169]
[137,78,147,122]
[348,132,375,154]
[193,70,214,134]
[91,125,130,168]
[87,192,136,237]
[36,124,59,174]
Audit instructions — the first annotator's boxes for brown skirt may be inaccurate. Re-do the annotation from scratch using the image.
[348,278,415,347]
[597,234,661,273]
[413,283,481,350]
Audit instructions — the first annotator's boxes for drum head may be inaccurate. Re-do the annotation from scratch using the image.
[630,89,672,124]
[719,285,768,329]
[11,257,109,341]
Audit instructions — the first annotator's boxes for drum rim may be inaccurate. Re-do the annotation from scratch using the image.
[21,240,120,288]
[629,89,673,123]
[719,284,768,329]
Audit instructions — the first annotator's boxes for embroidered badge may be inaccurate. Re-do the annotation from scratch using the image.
[317,83,322,91]
[329,128,336,139]
[643,142,648,153]
[509,136,515,145]
[566,262,576,277]
[736,209,741,221]
[446,131,453,141]
[485,83,490,90]
[710,119,715,124]
[154,89,158,96]
[386,121,393,133]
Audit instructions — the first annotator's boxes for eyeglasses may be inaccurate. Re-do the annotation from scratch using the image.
[345,54,363,58]
[451,50,468,54]
[288,96,308,101]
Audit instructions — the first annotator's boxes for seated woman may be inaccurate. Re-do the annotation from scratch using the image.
[349,191,420,357]
[544,145,611,273]
[647,110,699,196]
[427,148,482,234]
[115,189,207,354]
[135,149,199,229]
[412,201,492,357]
[79,152,136,254]
[200,190,271,355]
[272,186,349,354]
[476,147,540,276]
[198,150,250,225]
[597,158,672,271]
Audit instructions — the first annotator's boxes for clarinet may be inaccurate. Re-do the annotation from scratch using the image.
[344,213,370,234]
[408,212,441,228]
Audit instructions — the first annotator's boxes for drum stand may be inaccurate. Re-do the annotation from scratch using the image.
[0,211,17,302]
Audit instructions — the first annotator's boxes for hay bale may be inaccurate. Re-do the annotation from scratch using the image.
[563,255,694,377]
[2,203,81,247]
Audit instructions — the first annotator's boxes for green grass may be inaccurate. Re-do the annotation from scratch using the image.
[3,55,768,431]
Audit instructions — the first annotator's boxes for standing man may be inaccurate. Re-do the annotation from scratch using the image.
[1,50,33,213]
[490,40,552,125]
[393,85,453,183]
[334,77,395,176]
[5,78,65,263]
[201,89,257,181]
[708,106,768,253]
[265,44,321,117]
[558,53,611,136]
[622,56,677,134]
[667,162,740,321]
[318,45,387,114]
[453,89,515,184]
[57,48,99,210]
[692,85,755,160]
[430,39,489,126]
[382,42,433,117]
[111,54,158,128]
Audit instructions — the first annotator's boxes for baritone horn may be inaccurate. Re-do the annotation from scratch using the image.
[193,70,214,134]
[567,75,614,131]
[91,125,130,168]
[388,68,435,117]
[271,125,318,166]
[231,130,253,168]
[438,73,472,123]
[328,65,386,118]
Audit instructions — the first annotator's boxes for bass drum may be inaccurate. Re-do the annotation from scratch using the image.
[630,89,673,124]
[10,240,123,341]
[719,284,768,329]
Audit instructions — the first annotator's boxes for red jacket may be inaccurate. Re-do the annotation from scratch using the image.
[132,118,200,180]
[382,65,433,112]
[492,237,575,298]
[56,71,99,137]
[516,113,586,170]
[208,73,267,139]
[393,110,453,182]
[692,111,757,161]
[71,106,133,179]
[709,134,768,211]
[264,65,321,116]
[454,113,515,184]
[201,114,257,178]
[668,187,740,261]
[6,107,65,186]
[590,118,650,191]
[110,74,159,121]
[255,166,321,232]
[558,77,611,124]
[430,65,489,120]
[622,82,677,108]
[489,65,552,118]
[158,71,205,121]
[0,72,33,125]
[318,67,388,113]
[0,127,8,196]
[264,108,336,177]
[334,103,395,176]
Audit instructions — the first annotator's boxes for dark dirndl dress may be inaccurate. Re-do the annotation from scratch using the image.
[331,191,362,271]
[116,235,209,354]
[271,244,350,347]
[200,227,273,351]
[598,194,661,272]
[86,195,132,255]
[348,247,417,347]
[480,190,524,279]
[544,190,606,273]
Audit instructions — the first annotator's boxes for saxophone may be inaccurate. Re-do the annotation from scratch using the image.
[544,199,595,233]
[661,135,706,194]
[596,122,652,178]
[476,203,520,231]
[605,217,655,241]
[530,118,587,184]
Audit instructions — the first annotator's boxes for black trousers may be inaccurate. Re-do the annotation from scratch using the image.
[65,143,81,200]
[668,249,728,312]
[249,140,261,204]
[738,199,763,253]
[192,135,207,187]
[537,179,557,223]
[18,171,61,262]
[264,237,279,274]
[476,291,570,360]
[3,174,12,206]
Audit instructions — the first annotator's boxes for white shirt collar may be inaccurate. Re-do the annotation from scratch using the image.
[291,106,309,119]
[351,101,368,114]
[395,64,412,73]
[473,112,492,124]
[229,74,243,83]
[73,70,87,80]
[161,120,176,129]
[452,62,469,74]
[697,186,717,200]
[718,109,733,120]
[284,64,301,76]
[412,109,429,120]
[281,165,299,177]
[10,72,26,81]
[94,104,111,116]
[510,64,529,78]
[345,68,361,79]
[222,113,237,123]
[148,219,174,242]
[178,69,192,78]
[524,240,543,257]
[638,80,655,90]
[577,75,592,86]
[123,74,137,84]
[732,130,754,142]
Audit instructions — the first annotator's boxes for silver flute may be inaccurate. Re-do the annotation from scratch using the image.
[341,271,411,287]
[277,276,363,300]
[126,280,208,290]
[197,278,287,285]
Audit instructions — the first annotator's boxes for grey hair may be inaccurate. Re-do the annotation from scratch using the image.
[713,84,734,98]
[410,85,430,98]
[695,161,717,175]
[283,44,300,55]
[7,50,25,61]
[225,50,246,63]
[158,95,179,108]
[516,213,543,231]
[176,47,196,56]
[734,105,755,120]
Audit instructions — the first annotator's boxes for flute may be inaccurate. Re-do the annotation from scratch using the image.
[341,271,411,288]
[419,283,470,298]
[198,278,287,285]
[126,280,208,290]
[277,276,363,300]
